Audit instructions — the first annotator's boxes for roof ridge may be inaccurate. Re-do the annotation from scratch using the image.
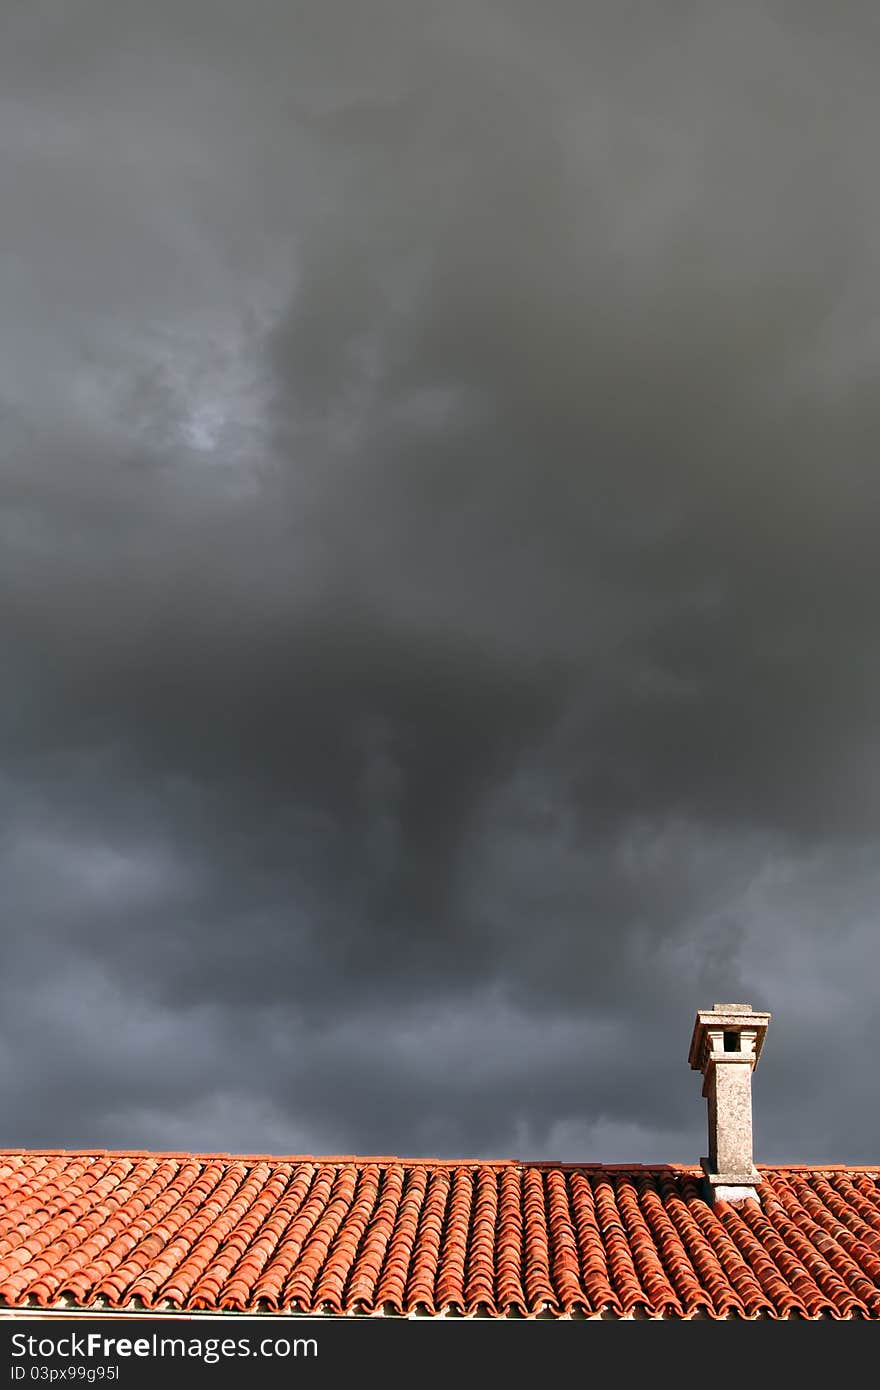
[1,1149,878,1173]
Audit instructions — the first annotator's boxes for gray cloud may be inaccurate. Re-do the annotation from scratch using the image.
[2,0,879,1165]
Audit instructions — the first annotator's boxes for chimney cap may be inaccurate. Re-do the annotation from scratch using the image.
[688,1003,771,1071]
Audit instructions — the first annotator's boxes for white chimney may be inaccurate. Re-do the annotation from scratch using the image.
[688,1003,771,1206]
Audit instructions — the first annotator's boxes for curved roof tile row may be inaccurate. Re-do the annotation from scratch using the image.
[1,1152,879,1319]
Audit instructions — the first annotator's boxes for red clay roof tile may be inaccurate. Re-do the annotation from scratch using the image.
[0,1151,878,1318]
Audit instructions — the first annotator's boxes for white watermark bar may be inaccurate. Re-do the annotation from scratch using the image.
[0,1312,863,1386]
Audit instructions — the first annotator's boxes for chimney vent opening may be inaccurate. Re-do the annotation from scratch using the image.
[723,1031,740,1052]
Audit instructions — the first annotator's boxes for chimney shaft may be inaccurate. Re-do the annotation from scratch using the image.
[688,1003,771,1206]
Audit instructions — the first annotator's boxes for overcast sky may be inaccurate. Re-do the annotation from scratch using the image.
[2,0,879,1166]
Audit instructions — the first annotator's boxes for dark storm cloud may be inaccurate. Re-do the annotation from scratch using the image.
[2,1,879,1164]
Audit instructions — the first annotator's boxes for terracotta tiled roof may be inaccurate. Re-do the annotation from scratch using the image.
[1,1151,879,1319]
